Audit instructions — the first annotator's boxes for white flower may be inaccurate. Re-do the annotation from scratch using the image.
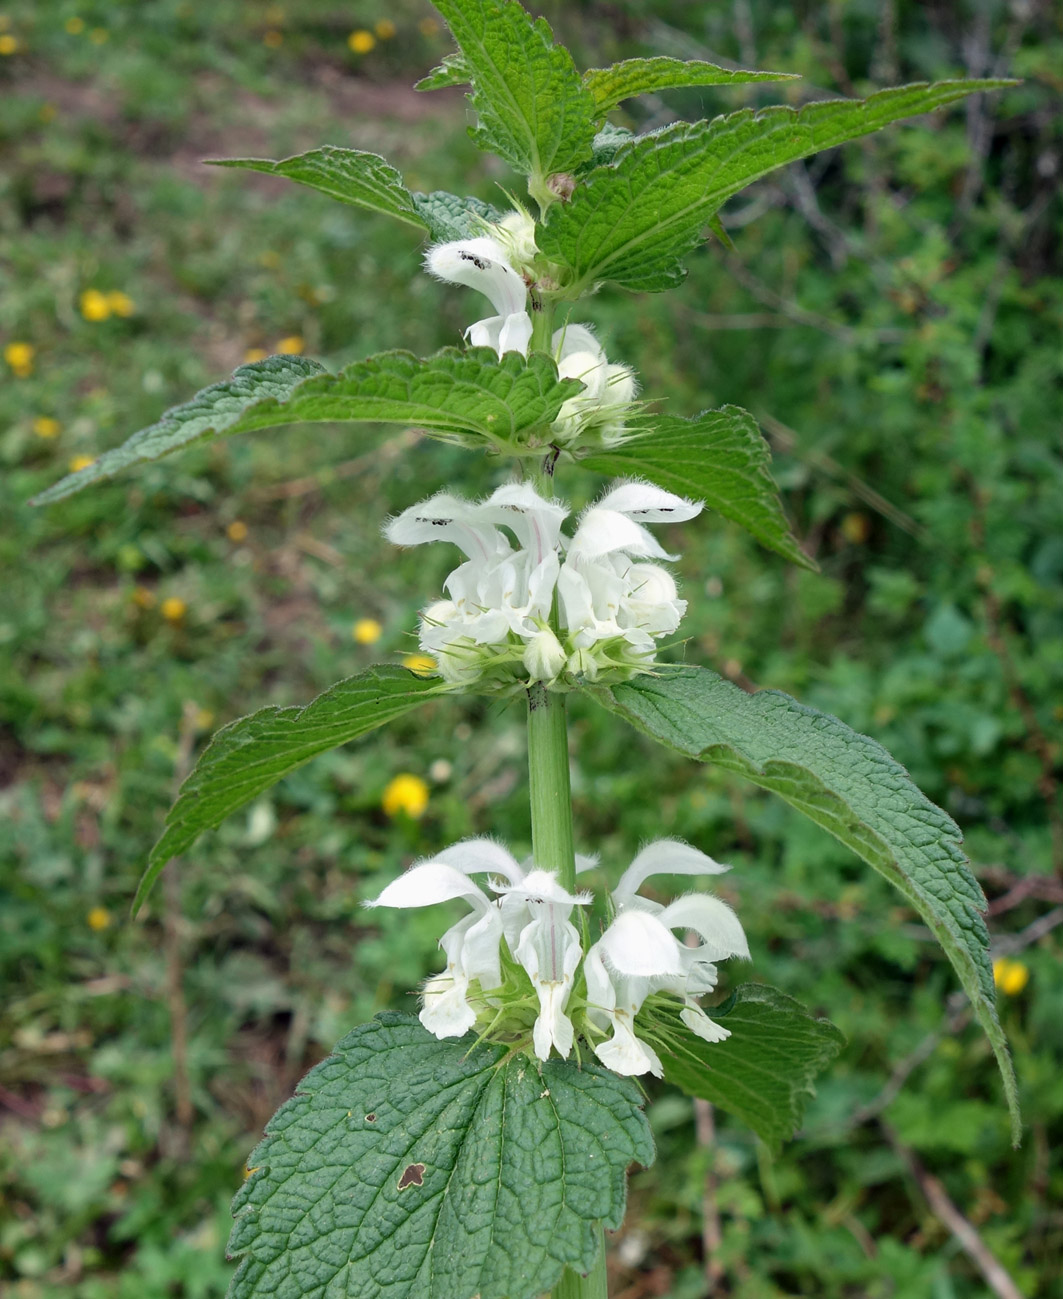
[388,480,702,689]
[585,840,749,1076]
[366,839,589,1061]
[550,323,637,446]
[425,235,532,357]
[495,869,591,1061]
[558,482,702,663]
[365,838,521,1038]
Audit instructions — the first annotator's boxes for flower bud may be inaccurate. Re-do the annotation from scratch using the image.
[522,628,567,683]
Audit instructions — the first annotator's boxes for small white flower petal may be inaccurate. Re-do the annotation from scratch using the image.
[614,839,730,907]
[498,311,533,356]
[425,236,527,320]
[420,974,477,1038]
[593,1017,664,1077]
[365,861,492,912]
[598,909,685,979]
[595,481,703,524]
[657,893,750,962]
[680,1005,731,1044]
[432,838,526,886]
[552,322,602,360]
[567,507,673,561]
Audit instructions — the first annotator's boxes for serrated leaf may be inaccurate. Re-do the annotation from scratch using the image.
[415,51,471,91]
[132,667,444,916]
[209,147,427,229]
[33,349,583,505]
[585,123,634,169]
[432,0,597,184]
[577,408,812,569]
[587,666,1020,1143]
[228,1014,654,1299]
[412,190,504,241]
[540,79,1014,293]
[585,56,799,113]
[660,984,844,1151]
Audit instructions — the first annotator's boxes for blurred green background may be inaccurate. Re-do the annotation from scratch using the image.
[2,1,1060,1295]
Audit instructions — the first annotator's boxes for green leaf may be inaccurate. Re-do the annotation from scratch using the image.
[577,408,812,569]
[415,51,471,91]
[431,0,597,184]
[584,56,800,114]
[228,1014,654,1299]
[587,666,1020,1143]
[659,984,844,1151]
[540,79,1015,293]
[412,189,504,241]
[132,667,444,916]
[32,349,583,504]
[208,147,427,230]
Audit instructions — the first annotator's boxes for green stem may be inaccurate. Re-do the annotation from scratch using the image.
[549,1225,608,1299]
[530,296,554,354]
[527,682,576,893]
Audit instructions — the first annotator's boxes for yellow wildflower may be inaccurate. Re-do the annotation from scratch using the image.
[402,653,436,674]
[993,958,1029,997]
[348,29,375,54]
[4,341,35,376]
[194,707,214,730]
[131,586,156,608]
[260,250,281,268]
[87,906,112,931]
[0,33,19,55]
[106,290,135,317]
[352,618,383,645]
[65,16,85,34]
[243,347,268,363]
[375,19,396,39]
[227,519,249,542]
[68,454,95,472]
[161,596,187,623]
[841,512,871,544]
[263,29,283,48]
[275,335,304,355]
[89,27,108,44]
[80,289,111,322]
[382,773,429,819]
[33,416,61,439]
[419,17,439,36]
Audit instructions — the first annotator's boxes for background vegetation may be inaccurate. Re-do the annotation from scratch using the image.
[2,1,1060,1295]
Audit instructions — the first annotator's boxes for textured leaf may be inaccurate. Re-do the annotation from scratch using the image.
[132,667,445,915]
[432,0,597,183]
[585,56,799,113]
[661,984,844,1151]
[586,124,634,168]
[577,408,812,569]
[540,79,1014,292]
[33,350,582,504]
[415,51,471,91]
[228,1014,654,1299]
[588,666,1020,1142]
[209,147,427,229]
[412,189,504,241]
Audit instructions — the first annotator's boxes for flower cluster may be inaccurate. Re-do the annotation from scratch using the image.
[366,838,749,1076]
[386,480,701,689]
[425,215,638,450]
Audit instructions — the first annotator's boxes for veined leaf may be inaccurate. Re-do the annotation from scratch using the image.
[228,1014,654,1299]
[415,51,471,91]
[132,667,445,915]
[432,0,597,184]
[658,984,844,1152]
[32,349,583,505]
[209,147,427,229]
[577,408,812,569]
[587,666,1020,1143]
[585,56,799,113]
[412,189,504,241]
[540,79,1015,293]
